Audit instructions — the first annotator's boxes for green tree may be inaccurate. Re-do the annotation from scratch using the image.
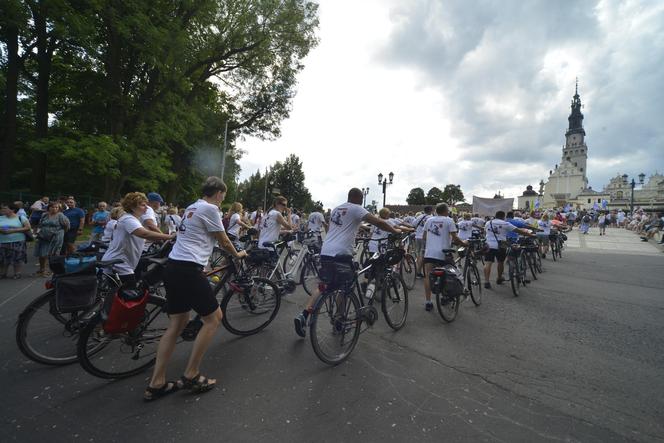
[271,154,313,210]
[426,187,444,205]
[441,184,464,206]
[406,187,426,205]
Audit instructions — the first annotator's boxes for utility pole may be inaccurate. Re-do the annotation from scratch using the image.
[220,121,229,180]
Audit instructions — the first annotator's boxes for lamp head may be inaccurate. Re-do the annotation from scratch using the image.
[388,171,394,183]
[622,174,628,184]
[638,173,645,184]
[378,173,383,184]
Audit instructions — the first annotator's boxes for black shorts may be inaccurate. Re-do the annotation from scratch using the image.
[163,259,218,316]
[485,248,507,263]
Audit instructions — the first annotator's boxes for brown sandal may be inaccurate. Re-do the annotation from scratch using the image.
[177,373,216,394]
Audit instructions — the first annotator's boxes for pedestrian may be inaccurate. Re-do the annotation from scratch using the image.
[61,196,86,255]
[102,206,124,242]
[580,213,591,234]
[145,177,246,401]
[90,202,110,242]
[0,202,31,279]
[29,196,49,228]
[14,201,27,219]
[35,203,70,276]
[598,212,607,236]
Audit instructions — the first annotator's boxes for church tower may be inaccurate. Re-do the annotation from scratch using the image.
[542,80,590,208]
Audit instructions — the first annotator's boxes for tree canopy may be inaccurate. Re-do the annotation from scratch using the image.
[441,184,465,206]
[406,187,426,205]
[0,0,319,205]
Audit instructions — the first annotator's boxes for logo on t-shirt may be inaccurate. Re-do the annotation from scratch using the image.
[429,223,441,236]
[331,210,344,226]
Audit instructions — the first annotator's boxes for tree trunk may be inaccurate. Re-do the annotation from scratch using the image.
[29,4,54,194]
[0,23,20,191]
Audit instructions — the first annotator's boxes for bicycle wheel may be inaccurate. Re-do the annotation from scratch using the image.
[310,290,362,365]
[16,290,87,365]
[556,240,563,259]
[300,256,320,296]
[466,263,482,306]
[399,254,417,290]
[282,248,299,275]
[220,278,280,336]
[436,287,459,323]
[551,241,558,262]
[526,252,538,281]
[508,257,520,296]
[535,250,543,274]
[77,295,168,379]
[381,272,408,330]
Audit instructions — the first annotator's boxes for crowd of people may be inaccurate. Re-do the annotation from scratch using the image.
[3,179,663,401]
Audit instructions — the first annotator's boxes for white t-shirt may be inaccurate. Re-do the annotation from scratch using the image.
[598,215,606,225]
[308,212,325,232]
[485,219,516,249]
[101,214,145,275]
[368,218,399,253]
[290,213,300,231]
[169,199,224,266]
[423,216,457,260]
[457,220,474,241]
[321,203,369,257]
[413,214,431,239]
[101,219,118,242]
[258,209,282,249]
[141,206,159,251]
[538,220,552,235]
[227,213,242,237]
[249,211,258,224]
[403,215,416,226]
[471,217,486,228]
[165,214,182,235]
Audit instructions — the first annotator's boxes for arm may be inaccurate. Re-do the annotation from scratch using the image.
[515,227,535,237]
[78,216,85,234]
[131,227,173,242]
[364,214,401,234]
[450,232,468,247]
[143,218,161,233]
[214,231,247,259]
[276,212,293,230]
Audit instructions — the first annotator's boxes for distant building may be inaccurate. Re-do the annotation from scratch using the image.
[542,81,589,208]
[517,185,539,212]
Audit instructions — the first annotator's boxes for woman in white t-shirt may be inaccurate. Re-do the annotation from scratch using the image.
[101,193,174,286]
[101,206,124,242]
[165,207,182,235]
[227,202,252,246]
[257,196,293,249]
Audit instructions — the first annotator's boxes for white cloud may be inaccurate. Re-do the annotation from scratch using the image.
[237,0,664,209]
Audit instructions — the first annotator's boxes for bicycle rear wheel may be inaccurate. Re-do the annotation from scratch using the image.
[399,254,417,290]
[551,241,558,262]
[310,290,361,365]
[381,272,408,330]
[300,256,320,296]
[466,263,482,306]
[508,257,520,296]
[16,290,87,365]
[526,252,538,281]
[436,288,459,323]
[220,278,280,336]
[535,251,543,274]
[77,295,168,379]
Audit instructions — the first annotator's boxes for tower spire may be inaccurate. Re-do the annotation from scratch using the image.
[566,79,585,136]
[575,77,578,96]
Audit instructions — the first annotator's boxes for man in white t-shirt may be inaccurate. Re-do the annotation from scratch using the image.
[422,204,467,311]
[457,213,475,241]
[412,206,433,277]
[142,192,164,252]
[307,208,327,233]
[293,188,402,338]
[290,210,301,231]
[483,211,534,289]
[258,196,293,249]
[146,177,246,401]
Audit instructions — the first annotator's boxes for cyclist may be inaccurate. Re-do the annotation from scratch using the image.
[227,202,253,249]
[258,196,293,249]
[422,203,468,311]
[537,212,552,258]
[483,211,534,289]
[368,208,410,254]
[145,177,247,401]
[457,212,474,241]
[101,192,174,289]
[308,206,328,233]
[142,192,165,252]
[293,188,401,338]
[413,205,433,277]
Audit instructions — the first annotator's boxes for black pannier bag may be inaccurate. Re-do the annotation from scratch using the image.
[442,265,464,298]
[55,274,99,313]
[247,249,274,265]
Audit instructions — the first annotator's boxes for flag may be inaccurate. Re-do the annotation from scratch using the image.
[593,202,599,210]
[602,199,608,209]
[535,199,540,209]
[563,203,571,212]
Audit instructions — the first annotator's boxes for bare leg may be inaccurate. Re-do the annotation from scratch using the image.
[423,263,433,301]
[483,261,492,282]
[38,256,46,273]
[149,313,190,388]
[497,260,505,281]
[183,307,222,380]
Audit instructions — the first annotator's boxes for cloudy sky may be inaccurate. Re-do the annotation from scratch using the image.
[236,0,664,208]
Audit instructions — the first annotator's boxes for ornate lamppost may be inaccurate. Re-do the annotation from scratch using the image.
[622,172,645,214]
[361,187,370,207]
[377,172,394,207]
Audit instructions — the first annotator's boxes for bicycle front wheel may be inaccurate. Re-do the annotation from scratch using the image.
[77,295,168,379]
[16,290,86,365]
[381,272,408,330]
[220,278,280,336]
[508,257,520,297]
[526,252,538,281]
[310,290,362,365]
[466,263,482,307]
[399,254,417,290]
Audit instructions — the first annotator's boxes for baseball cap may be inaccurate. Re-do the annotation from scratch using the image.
[147,192,164,204]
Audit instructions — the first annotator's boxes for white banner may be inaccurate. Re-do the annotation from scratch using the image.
[472,196,514,217]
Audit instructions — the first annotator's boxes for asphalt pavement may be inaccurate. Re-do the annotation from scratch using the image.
[1,228,663,442]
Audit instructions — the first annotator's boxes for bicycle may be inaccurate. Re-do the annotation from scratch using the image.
[506,238,530,297]
[309,233,409,365]
[398,234,417,290]
[429,250,465,322]
[456,238,484,306]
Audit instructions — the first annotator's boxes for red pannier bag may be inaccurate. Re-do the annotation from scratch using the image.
[103,289,149,334]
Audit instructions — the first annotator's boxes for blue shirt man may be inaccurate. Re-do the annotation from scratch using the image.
[506,212,529,241]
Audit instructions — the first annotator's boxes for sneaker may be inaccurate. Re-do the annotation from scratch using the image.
[484,282,492,289]
[425,301,433,312]
[294,313,306,338]
[496,277,505,285]
[641,237,648,242]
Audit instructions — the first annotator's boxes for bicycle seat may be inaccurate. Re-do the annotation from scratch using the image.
[97,258,123,267]
[442,249,456,254]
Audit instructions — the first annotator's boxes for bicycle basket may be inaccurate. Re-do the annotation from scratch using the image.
[55,274,98,313]
[103,289,149,334]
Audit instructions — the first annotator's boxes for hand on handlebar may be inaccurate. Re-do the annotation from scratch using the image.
[236,250,248,259]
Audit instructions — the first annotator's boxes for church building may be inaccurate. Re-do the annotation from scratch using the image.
[541,82,589,208]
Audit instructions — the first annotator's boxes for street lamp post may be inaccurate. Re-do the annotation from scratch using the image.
[377,171,394,207]
[622,173,645,214]
[361,187,369,207]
